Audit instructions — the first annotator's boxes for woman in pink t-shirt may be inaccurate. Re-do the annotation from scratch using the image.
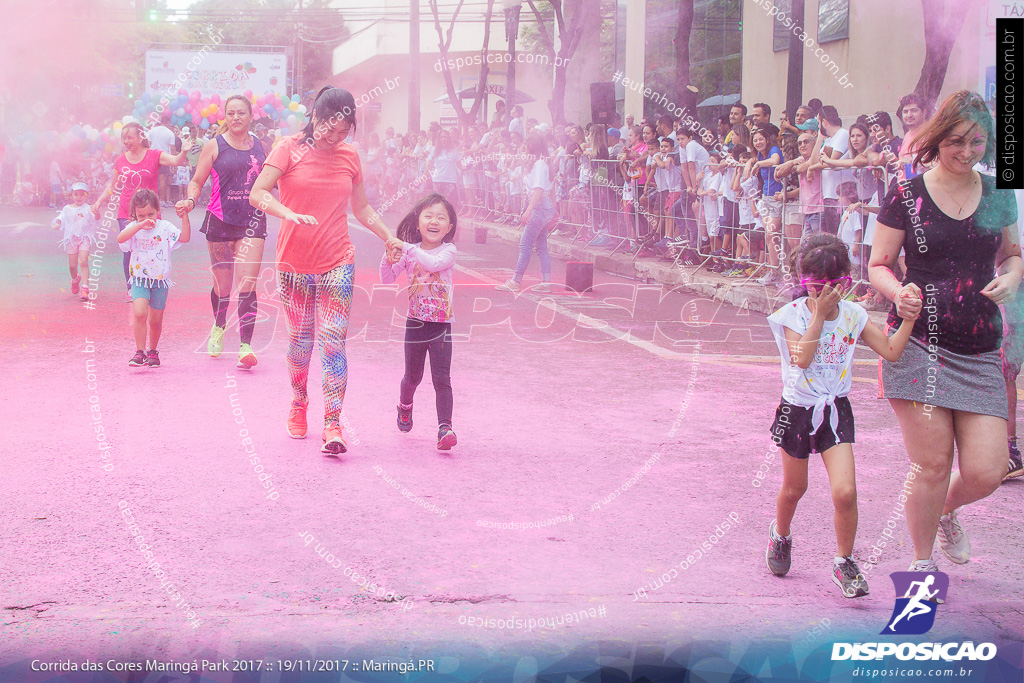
[92,122,191,299]
[250,86,403,455]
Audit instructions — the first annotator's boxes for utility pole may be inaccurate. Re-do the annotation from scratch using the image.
[296,0,304,95]
[410,0,421,131]
[785,0,804,126]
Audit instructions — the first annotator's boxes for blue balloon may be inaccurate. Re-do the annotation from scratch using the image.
[200,119,210,129]
[291,94,300,103]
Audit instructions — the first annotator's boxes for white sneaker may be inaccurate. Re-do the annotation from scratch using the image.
[908,557,943,603]
[908,558,939,572]
[757,272,779,286]
[495,279,521,292]
[938,507,970,564]
[533,282,553,292]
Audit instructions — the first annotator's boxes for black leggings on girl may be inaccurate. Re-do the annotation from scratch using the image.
[400,318,453,426]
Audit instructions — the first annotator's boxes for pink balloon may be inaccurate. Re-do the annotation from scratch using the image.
[192,112,201,124]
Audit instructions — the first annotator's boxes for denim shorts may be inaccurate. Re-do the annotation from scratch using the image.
[131,283,170,310]
[803,212,822,236]
[761,195,783,219]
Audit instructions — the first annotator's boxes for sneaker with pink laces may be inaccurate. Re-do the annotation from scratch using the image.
[321,421,347,454]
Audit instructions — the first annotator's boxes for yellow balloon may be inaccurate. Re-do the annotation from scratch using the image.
[288,101,298,111]
[113,121,123,130]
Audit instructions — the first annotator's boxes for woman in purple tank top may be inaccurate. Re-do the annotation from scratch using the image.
[176,94,268,369]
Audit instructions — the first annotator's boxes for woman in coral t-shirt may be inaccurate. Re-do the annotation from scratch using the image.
[250,87,403,455]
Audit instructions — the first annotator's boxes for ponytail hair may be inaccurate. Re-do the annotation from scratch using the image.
[216,94,254,136]
[121,122,150,149]
[302,86,357,144]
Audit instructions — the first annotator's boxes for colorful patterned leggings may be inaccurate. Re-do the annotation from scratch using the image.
[278,264,353,426]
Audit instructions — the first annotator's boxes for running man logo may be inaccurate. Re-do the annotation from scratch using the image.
[880,571,949,635]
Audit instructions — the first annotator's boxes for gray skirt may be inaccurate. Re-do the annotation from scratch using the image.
[878,336,1008,420]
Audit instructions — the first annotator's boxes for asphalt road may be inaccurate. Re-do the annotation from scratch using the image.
[0,203,1020,678]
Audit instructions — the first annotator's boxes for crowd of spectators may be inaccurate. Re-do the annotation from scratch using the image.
[350,93,931,306]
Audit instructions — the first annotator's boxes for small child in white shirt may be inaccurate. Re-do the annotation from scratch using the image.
[51,182,98,300]
[837,181,864,270]
[653,137,682,240]
[117,188,191,368]
[698,154,722,243]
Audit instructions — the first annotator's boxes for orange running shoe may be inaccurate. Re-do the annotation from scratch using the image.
[287,399,308,439]
[321,421,347,454]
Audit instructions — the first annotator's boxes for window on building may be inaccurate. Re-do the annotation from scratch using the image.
[818,0,849,43]
[771,0,793,53]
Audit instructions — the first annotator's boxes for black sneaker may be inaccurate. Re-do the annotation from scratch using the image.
[437,423,457,450]
[1005,441,1023,481]
[397,403,413,432]
[145,349,160,368]
[128,350,147,367]
[766,520,792,576]
[832,556,869,598]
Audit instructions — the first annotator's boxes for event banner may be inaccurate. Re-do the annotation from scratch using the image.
[144,50,288,99]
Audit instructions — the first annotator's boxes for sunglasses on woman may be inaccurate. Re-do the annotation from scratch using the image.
[800,276,852,290]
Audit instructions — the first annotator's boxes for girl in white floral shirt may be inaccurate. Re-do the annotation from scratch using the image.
[117,189,190,368]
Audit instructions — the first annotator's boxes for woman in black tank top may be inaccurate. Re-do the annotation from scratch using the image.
[175,94,268,369]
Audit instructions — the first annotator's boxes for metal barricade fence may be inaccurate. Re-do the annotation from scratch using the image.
[453,150,897,292]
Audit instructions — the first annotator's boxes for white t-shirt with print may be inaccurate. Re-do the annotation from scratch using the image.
[701,171,720,224]
[119,219,182,286]
[839,208,865,262]
[55,203,98,248]
[654,154,682,192]
[767,298,869,438]
[739,174,760,225]
[821,127,854,200]
[719,165,737,203]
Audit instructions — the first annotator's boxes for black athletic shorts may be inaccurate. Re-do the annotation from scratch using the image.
[201,211,268,242]
[769,396,855,459]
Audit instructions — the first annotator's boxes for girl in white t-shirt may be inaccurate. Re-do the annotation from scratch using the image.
[497,134,556,292]
[765,234,919,598]
[837,181,864,270]
[117,189,191,368]
[698,155,725,268]
[52,182,98,300]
